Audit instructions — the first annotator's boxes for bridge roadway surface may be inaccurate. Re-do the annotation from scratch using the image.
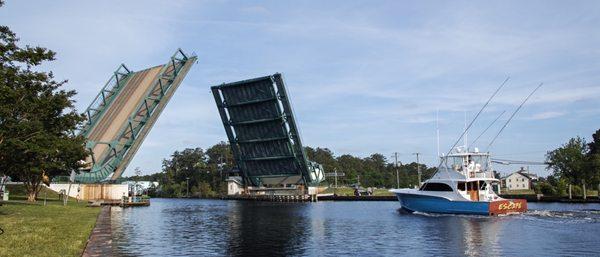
[85,66,163,165]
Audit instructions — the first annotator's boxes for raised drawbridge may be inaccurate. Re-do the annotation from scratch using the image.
[211,73,324,188]
[74,49,196,183]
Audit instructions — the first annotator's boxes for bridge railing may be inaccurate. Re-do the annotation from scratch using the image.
[75,49,196,183]
[77,64,132,137]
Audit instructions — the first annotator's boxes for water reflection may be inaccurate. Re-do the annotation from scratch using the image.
[225,201,309,256]
[111,199,600,256]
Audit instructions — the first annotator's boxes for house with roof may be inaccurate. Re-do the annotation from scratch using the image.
[502,167,539,191]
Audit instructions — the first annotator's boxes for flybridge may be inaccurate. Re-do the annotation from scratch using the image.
[211,73,325,187]
[74,49,196,183]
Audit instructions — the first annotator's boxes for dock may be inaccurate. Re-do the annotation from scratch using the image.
[222,194,314,202]
[87,199,150,207]
[221,195,397,202]
[500,194,600,203]
[317,195,397,201]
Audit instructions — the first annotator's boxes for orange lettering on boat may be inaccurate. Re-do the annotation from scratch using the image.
[498,201,522,210]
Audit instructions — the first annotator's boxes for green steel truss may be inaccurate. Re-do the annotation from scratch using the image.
[79,64,132,138]
[211,73,324,187]
[75,49,196,183]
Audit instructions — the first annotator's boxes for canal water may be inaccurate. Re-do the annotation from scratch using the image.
[111,199,600,256]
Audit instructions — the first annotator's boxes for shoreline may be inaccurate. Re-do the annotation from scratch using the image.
[82,206,112,257]
[214,195,600,203]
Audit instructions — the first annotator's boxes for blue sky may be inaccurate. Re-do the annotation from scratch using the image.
[2,1,599,177]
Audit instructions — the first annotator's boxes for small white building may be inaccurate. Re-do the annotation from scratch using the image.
[226,176,244,195]
[503,168,538,190]
[48,183,129,200]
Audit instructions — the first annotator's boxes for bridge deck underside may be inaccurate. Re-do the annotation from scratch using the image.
[213,75,313,186]
[86,66,163,166]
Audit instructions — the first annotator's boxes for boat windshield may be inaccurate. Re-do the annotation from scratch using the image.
[470,155,490,171]
[441,153,492,179]
[419,183,453,191]
[445,156,465,171]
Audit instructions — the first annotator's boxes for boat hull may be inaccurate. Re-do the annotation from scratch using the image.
[394,192,527,216]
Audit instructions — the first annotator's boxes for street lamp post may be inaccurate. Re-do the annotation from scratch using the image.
[186,177,190,198]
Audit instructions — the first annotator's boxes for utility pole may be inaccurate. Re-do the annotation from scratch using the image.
[413,153,421,186]
[334,169,338,189]
[394,152,400,189]
[186,177,190,198]
[325,171,345,196]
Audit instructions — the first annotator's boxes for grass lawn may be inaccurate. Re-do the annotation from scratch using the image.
[501,189,537,195]
[0,185,101,257]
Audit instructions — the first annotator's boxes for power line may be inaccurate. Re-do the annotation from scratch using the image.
[493,151,548,157]
[491,158,546,165]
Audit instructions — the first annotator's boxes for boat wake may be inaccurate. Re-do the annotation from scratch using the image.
[404,210,492,219]
[522,209,600,223]
[397,208,600,223]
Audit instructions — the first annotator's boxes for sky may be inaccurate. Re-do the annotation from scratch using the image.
[1,1,599,177]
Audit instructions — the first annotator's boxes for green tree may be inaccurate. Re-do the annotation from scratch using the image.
[336,154,363,186]
[162,148,208,197]
[586,129,600,187]
[205,142,233,194]
[305,147,338,173]
[546,137,592,192]
[0,14,87,201]
[206,141,233,167]
[362,153,388,187]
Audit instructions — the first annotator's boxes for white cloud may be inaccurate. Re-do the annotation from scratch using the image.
[2,1,599,177]
[526,111,567,120]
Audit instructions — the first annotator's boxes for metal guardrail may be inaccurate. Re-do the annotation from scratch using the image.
[73,49,196,183]
[78,64,132,137]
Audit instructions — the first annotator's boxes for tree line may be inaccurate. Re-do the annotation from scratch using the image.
[125,143,437,198]
[537,129,600,197]
[133,130,600,199]
[1,8,597,201]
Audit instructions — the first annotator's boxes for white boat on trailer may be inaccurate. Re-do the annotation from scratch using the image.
[390,148,527,216]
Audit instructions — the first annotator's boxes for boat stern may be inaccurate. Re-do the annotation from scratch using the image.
[489,199,527,215]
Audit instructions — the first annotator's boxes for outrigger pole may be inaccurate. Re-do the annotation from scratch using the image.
[486,82,543,151]
[469,110,506,148]
[428,76,510,182]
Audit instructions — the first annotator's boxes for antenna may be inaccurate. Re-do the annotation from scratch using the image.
[443,77,509,158]
[464,111,468,149]
[436,109,440,158]
[470,110,506,148]
[428,76,510,182]
[486,83,543,151]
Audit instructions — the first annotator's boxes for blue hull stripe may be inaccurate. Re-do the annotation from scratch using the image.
[395,193,489,215]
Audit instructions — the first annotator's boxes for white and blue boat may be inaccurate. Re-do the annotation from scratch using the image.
[390,148,527,216]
